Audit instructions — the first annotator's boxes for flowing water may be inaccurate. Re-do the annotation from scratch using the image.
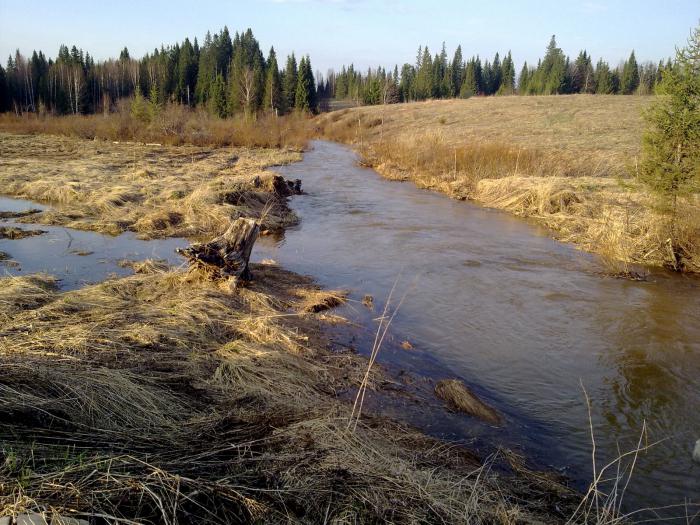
[2,141,699,517]
[255,141,700,518]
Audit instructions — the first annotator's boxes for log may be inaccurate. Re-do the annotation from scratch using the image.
[177,218,260,285]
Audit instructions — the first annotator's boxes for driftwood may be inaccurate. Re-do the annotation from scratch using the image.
[177,218,260,285]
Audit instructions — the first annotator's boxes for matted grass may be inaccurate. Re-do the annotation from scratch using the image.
[0,266,578,523]
[0,133,301,238]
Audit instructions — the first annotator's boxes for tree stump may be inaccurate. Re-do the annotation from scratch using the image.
[177,218,260,286]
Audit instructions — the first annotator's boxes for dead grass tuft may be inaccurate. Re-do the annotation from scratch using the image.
[297,289,349,313]
[435,379,502,426]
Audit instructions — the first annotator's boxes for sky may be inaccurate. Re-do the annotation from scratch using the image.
[0,0,698,75]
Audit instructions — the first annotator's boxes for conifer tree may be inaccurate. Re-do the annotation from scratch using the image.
[639,25,700,268]
[294,55,316,112]
[498,51,515,95]
[490,52,502,94]
[210,73,227,118]
[594,59,614,94]
[263,46,282,114]
[0,64,8,112]
[177,38,198,106]
[414,46,433,100]
[399,63,415,101]
[572,51,594,93]
[195,31,215,104]
[282,53,297,111]
[482,60,493,95]
[460,58,478,98]
[518,62,530,94]
[451,45,464,96]
[620,50,640,94]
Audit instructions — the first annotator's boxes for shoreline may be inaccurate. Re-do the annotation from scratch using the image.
[314,97,699,275]
[0,132,581,523]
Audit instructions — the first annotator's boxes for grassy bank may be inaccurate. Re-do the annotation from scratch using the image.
[0,133,302,237]
[0,133,579,523]
[315,96,700,273]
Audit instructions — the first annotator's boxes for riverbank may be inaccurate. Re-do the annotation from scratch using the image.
[0,133,579,523]
[315,96,700,274]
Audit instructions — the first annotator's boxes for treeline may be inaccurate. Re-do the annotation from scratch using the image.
[325,36,668,105]
[0,32,671,116]
[0,27,318,117]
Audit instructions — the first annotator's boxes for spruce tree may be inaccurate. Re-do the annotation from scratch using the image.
[491,52,502,94]
[498,51,515,95]
[210,73,227,118]
[481,60,493,95]
[572,51,594,93]
[263,47,282,114]
[282,53,297,111]
[518,62,530,94]
[451,45,464,96]
[414,46,433,100]
[620,50,640,94]
[460,58,478,98]
[0,64,8,112]
[639,25,700,268]
[294,55,316,113]
[594,59,614,94]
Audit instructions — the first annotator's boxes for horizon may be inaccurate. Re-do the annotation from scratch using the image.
[1,1,697,75]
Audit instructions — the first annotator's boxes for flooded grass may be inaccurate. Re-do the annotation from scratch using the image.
[0,265,580,523]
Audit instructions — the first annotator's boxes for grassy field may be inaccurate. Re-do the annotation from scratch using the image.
[0,133,580,523]
[316,95,700,273]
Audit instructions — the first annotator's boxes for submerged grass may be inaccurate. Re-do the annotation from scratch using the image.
[316,96,700,273]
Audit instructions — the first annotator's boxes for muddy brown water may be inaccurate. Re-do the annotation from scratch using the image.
[2,141,699,518]
[0,196,187,290]
[255,140,700,519]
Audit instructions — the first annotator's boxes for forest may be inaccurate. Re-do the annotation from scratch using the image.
[0,28,667,117]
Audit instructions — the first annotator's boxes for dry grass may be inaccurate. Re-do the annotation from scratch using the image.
[0,130,582,522]
[316,96,700,273]
[0,103,313,149]
[0,266,578,523]
[435,379,502,426]
[0,226,46,240]
[0,133,302,238]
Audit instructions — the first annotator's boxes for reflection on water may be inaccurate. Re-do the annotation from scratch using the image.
[0,196,187,290]
[254,141,700,517]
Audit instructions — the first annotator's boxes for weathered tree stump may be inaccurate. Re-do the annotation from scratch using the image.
[177,218,260,286]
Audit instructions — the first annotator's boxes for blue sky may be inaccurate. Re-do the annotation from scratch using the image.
[0,1,697,74]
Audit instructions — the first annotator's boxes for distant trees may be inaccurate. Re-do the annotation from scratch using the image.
[620,50,640,94]
[0,30,669,115]
[328,34,664,105]
[1,27,318,117]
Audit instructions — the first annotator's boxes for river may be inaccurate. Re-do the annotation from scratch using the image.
[2,140,699,518]
[256,140,700,518]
